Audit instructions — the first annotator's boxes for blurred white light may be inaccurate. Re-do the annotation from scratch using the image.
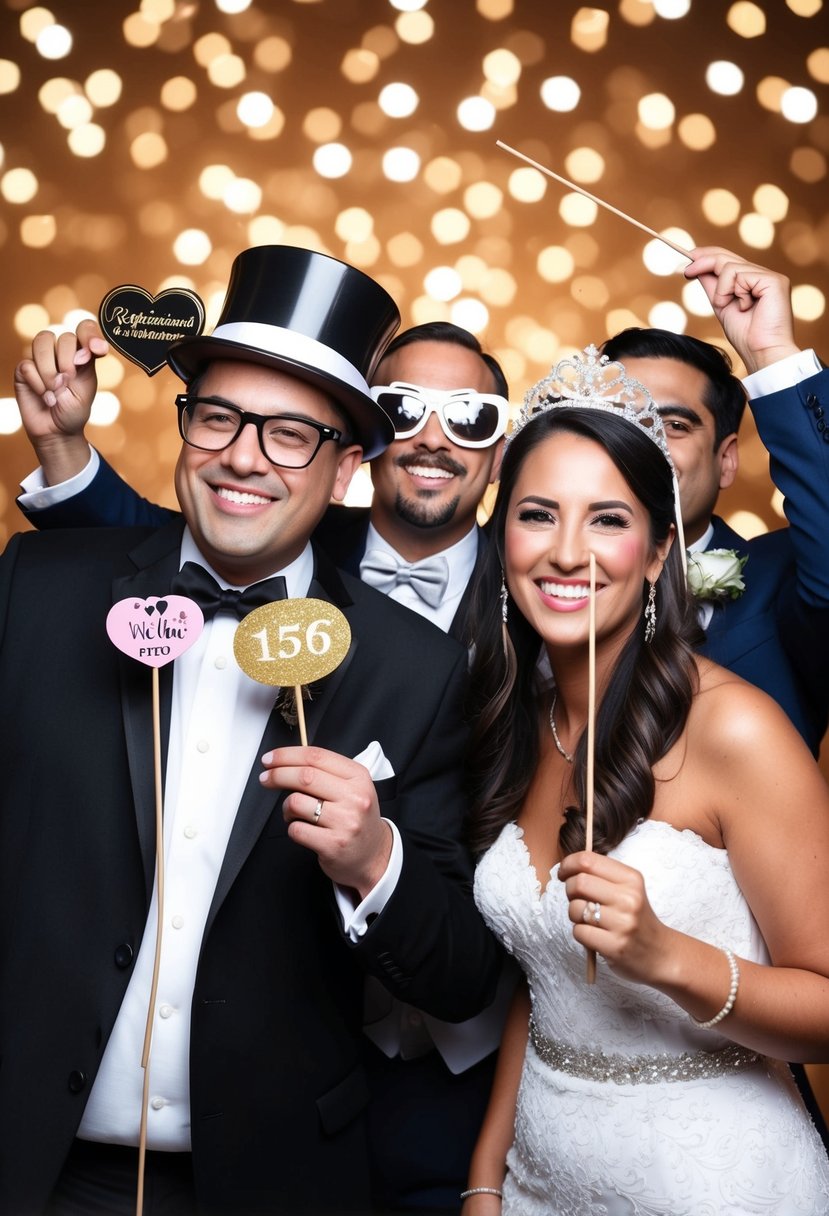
[540,75,581,112]
[648,300,687,331]
[36,24,72,59]
[89,391,121,426]
[653,0,691,15]
[706,60,745,95]
[457,96,496,131]
[642,233,694,276]
[216,0,253,11]
[681,279,714,317]
[313,143,352,178]
[450,297,490,332]
[173,228,212,265]
[223,177,262,214]
[0,397,21,435]
[237,91,274,128]
[343,465,374,507]
[781,86,818,123]
[383,146,421,182]
[379,82,419,118]
[424,266,462,301]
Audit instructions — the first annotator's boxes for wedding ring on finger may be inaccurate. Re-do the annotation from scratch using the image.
[312,798,324,825]
[582,900,601,924]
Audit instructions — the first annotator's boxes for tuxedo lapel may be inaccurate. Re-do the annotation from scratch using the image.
[112,521,185,897]
[205,548,358,932]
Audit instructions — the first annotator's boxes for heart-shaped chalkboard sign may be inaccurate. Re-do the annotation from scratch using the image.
[99,285,206,376]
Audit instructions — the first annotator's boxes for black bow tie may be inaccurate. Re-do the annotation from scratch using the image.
[169,561,288,621]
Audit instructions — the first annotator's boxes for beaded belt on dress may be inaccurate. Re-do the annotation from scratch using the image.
[529,1019,763,1085]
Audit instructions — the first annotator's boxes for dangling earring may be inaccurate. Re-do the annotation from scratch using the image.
[644,581,657,643]
[500,569,511,662]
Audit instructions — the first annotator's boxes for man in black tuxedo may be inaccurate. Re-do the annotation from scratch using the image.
[13,314,513,1214]
[0,246,499,1216]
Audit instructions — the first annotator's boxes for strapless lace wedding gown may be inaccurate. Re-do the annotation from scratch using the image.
[474,819,829,1215]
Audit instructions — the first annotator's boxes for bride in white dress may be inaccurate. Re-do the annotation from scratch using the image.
[461,350,829,1216]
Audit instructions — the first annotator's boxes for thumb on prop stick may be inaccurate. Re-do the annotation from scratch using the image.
[105,593,204,1216]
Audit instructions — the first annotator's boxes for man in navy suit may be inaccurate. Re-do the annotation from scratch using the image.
[603,246,829,756]
[1,246,500,1216]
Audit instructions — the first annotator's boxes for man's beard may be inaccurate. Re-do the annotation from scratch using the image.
[394,489,462,530]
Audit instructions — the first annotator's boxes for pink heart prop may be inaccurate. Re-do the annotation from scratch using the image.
[107,595,204,667]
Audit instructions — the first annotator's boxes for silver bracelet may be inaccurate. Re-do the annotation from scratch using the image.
[691,947,740,1029]
[460,1186,504,1200]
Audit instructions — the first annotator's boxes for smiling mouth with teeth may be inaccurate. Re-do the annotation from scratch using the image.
[216,486,273,506]
[407,465,454,478]
[539,581,592,599]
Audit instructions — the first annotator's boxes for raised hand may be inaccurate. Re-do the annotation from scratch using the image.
[684,246,799,374]
[14,318,109,484]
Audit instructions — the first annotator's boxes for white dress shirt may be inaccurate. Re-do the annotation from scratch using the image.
[360,521,479,633]
[78,531,401,1149]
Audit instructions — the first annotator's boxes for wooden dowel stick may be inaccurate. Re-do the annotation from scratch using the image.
[294,685,309,746]
[137,668,166,1216]
[586,553,597,985]
[496,140,694,260]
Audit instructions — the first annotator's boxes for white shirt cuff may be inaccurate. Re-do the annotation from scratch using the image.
[18,444,99,509]
[743,348,821,401]
[335,818,403,942]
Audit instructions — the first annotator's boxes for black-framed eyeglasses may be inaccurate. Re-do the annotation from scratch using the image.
[370,382,509,448]
[175,395,344,469]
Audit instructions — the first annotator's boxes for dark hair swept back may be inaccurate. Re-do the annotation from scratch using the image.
[465,407,701,858]
[601,327,747,448]
[378,321,509,400]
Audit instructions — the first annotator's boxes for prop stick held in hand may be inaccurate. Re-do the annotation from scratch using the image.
[136,669,164,1216]
[234,599,352,748]
[586,553,598,985]
[105,593,205,1216]
[496,141,694,261]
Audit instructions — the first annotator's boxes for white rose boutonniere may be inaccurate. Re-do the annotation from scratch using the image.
[686,549,748,602]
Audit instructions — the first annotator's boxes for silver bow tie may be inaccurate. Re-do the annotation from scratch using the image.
[360,548,450,609]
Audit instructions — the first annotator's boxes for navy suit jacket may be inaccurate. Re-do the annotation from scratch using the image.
[17,369,829,751]
[696,368,829,754]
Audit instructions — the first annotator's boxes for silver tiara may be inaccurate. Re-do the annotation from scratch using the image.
[507,344,675,472]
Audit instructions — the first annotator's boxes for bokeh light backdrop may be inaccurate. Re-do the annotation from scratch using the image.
[0,0,826,543]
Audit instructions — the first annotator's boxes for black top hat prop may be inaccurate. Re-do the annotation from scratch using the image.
[167,246,400,460]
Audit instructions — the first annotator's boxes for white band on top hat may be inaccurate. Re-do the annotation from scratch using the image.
[211,322,371,397]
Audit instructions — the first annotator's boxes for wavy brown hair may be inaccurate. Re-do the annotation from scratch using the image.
[466,407,701,857]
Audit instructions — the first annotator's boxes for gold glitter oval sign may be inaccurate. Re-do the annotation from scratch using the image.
[233,598,351,687]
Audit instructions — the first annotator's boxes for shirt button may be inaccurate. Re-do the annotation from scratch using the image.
[196,739,209,753]
[183,826,197,839]
[172,915,184,929]
[151,1097,165,1111]
[214,655,227,670]
[159,1004,174,1019]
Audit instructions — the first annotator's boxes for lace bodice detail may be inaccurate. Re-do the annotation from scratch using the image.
[475,818,769,1056]
[474,820,829,1215]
